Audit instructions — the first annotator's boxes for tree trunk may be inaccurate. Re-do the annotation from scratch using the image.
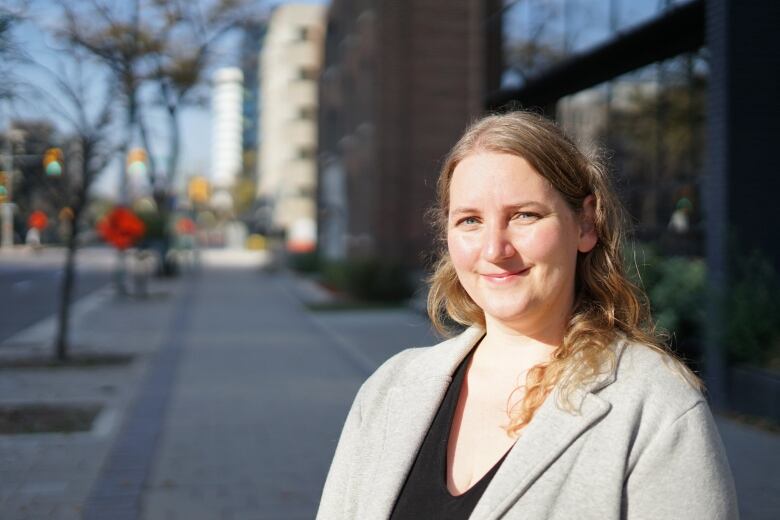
[138,112,159,190]
[54,139,90,362]
[55,211,79,361]
[114,78,138,295]
[165,102,180,190]
[152,101,181,277]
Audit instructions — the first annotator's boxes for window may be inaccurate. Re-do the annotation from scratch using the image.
[297,147,316,160]
[298,106,317,121]
[296,26,310,41]
[298,67,319,81]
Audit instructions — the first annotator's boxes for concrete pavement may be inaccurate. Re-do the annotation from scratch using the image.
[0,248,778,519]
[0,273,180,519]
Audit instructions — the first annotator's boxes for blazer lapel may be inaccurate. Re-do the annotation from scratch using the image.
[361,326,486,519]
[361,379,451,519]
[470,342,626,520]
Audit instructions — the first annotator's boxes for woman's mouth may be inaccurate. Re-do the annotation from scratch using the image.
[481,267,530,283]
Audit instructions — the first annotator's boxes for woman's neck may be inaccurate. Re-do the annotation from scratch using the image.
[474,315,565,374]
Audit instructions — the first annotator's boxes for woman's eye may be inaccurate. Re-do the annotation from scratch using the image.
[514,212,540,221]
[458,216,480,226]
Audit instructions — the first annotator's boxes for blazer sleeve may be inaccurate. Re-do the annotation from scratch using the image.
[316,386,364,520]
[623,401,739,519]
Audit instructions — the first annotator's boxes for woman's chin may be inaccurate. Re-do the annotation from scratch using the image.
[481,305,534,327]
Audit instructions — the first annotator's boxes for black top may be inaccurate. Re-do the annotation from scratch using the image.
[390,349,510,519]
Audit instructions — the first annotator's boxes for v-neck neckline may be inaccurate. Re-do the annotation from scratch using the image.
[440,348,515,498]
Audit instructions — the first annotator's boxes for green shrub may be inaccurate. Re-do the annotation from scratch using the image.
[725,252,780,366]
[648,256,707,339]
[627,242,780,368]
[137,211,167,241]
[322,257,413,302]
[625,243,706,358]
[288,251,319,273]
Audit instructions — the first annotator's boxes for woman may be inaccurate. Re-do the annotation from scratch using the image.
[317,111,738,519]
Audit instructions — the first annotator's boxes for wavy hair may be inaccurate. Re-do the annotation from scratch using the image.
[427,111,701,437]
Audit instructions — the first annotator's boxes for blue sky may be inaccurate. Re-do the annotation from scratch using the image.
[4,0,327,199]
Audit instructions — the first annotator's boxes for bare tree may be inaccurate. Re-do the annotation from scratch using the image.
[148,1,261,192]
[34,54,116,361]
[55,0,160,203]
[55,0,262,276]
[140,1,263,274]
[51,0,163,294]
[0,2,30,102]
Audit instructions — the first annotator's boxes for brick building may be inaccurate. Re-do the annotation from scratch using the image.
[318,0,500,267]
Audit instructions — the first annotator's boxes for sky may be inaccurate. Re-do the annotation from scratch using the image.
[3,0,327,200]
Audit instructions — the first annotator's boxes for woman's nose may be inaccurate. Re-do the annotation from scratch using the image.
[481,224,515,262]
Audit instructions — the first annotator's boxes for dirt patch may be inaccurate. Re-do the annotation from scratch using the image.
[0,352,135,370]
[0,403,102,434]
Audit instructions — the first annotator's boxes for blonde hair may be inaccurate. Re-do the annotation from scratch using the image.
[427,111,701,437]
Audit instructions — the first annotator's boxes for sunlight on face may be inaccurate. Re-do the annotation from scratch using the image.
[447,152,596,336]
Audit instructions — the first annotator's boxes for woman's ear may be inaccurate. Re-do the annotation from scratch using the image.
[577,195,598,253]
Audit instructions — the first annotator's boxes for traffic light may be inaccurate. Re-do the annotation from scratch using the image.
[188,176,210,204]
[0,171,7,202]
[43,148,64,176]
[127,148,148,177]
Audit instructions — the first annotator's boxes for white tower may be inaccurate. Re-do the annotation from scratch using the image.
[211,67,244,191]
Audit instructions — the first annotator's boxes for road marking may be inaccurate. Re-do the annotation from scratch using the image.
[0,286,113,347]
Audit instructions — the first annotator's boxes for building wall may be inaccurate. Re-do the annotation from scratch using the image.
[239,21,267,180]
[257,3,325,246]
[319,0,487,267]
[211,67,244,191]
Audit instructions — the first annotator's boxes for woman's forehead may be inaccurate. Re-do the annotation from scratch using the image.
[449,152,558,205]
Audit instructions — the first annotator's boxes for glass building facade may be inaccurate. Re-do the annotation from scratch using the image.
[498,0,706,254]
[491,0,780,411]
[501,0,698,88]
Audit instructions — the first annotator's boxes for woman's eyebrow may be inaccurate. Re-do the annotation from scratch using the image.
[449,207,480,216]
[450,201,541,215]
[506,201,541,209]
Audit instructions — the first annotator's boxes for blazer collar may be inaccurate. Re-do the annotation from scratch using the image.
[470,386,611,519]
[362,326,485,519]
[361,327,625,520]
[473,335,627,519]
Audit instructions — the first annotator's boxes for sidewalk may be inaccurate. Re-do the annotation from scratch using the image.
[0,274,181,519]
[0,251,778,519]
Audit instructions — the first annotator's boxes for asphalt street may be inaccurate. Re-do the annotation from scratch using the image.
[0,265,112,343]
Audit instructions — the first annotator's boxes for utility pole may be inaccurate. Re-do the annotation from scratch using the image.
[1,130,20,249]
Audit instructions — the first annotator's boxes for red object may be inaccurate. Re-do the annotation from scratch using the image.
[28,211,49,230]
[97,206,146,250]
[176,217,196,235]
[287,240,316,253]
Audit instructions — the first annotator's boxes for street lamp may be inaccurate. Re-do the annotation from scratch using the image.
[127,148,148,178]
[43,147,64,177]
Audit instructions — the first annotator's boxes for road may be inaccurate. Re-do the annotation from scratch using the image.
[0,247,114,343]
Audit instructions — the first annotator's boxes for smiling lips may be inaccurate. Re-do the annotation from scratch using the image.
[481,267,531,282]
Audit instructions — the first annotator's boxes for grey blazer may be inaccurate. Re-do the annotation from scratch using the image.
[317,327,739,519]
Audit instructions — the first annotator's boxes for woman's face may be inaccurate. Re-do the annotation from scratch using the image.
[447,152,597,335]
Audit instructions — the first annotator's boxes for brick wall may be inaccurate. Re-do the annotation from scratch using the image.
[319,0,486,267]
